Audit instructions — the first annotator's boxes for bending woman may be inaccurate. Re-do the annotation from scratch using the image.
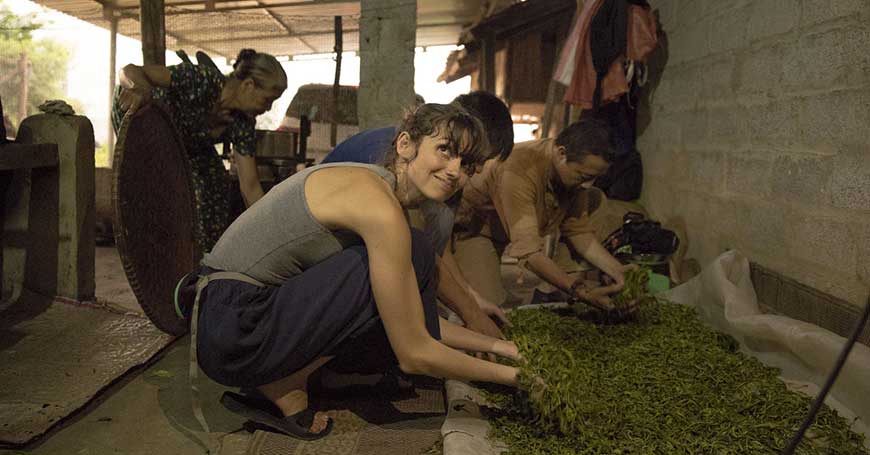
[175,103,522,439]
[112,49,287,251]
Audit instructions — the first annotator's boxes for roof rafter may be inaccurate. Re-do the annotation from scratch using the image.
[97,0,229,58]
[255,0,317,54]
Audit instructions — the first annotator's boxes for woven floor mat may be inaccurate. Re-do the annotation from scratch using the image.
[246,382,445,455]
[0,292,175,447]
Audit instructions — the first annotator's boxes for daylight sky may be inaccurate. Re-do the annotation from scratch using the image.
[5,0,479,146]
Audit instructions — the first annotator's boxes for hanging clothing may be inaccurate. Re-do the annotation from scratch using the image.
[559,0,658,109]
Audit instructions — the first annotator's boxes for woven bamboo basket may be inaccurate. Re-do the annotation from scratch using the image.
[112,102,200,336]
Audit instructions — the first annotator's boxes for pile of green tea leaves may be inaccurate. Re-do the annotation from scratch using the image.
[482,302,868,455]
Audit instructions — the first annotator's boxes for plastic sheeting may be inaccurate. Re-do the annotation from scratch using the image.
[662,250,869,445]
[441,250,870,454]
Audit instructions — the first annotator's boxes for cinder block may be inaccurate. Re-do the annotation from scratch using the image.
[708,105,749,147]
[782,26,870,92]
[746,98,803,148]
[770,153,834,206]
[742,201,791,253]
[704,0,747,16]
[801,89,870,150]
[705,196,743,243]
[677,109,710,149]
[650,3,676,30]
[663,64,705,111]
[667,149,693,188]
[725,152,772,197]
[640,177,683,221]
[641,110,682,153]
[800,0,866,28]
[831,145,870,211]
[702,56,738,104]
[734,43,788,99]
[641,144,675,179]
[672,0,708,32]
[855,222,870,285]
[668,21,710,64]
[359,0,416,130]
[707,6,750,54]
[788,215,857,274]
[686,150,725,192]
[747,0,800,42]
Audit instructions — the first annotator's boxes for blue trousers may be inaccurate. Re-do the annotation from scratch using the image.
[181,228,440,387]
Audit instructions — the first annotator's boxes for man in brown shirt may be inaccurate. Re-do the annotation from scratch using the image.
[454,119,629,309]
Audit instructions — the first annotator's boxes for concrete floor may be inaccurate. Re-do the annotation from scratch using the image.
[2,246,249,454]
[0,245,542,455]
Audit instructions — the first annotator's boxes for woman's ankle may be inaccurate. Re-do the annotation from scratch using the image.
[261,388,308,417]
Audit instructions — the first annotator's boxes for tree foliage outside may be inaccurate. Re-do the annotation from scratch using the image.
[0,0,73,136]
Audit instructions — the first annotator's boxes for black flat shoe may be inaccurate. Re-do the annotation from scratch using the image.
[220,391,333,441]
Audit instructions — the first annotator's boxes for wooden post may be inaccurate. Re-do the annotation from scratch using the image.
[480,32,496,93]
[140,0,166,65]
[108,14,118,165]
[18,52,29,123]
[331,15,343,148]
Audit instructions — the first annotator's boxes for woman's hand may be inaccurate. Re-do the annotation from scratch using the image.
[491,339,521,363]
[117,64,169,115]
[117,87,151,114]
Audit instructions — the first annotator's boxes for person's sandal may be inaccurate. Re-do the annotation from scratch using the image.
[220,391,333,440]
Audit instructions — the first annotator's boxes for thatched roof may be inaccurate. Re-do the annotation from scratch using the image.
[285,83,359,125]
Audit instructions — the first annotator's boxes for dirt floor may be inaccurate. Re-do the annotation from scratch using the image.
[0,246,541,455]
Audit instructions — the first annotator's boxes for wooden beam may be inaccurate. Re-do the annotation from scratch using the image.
[331,15,342,147]
[118,0,251,10]
[189,22,454,45]
[0,144,59,170]
[160,0,359,16]
[108,13,118,164]
[479,31,496,93]
[98,1,227,59]
[140,0,166,65]
[256,0,317,53]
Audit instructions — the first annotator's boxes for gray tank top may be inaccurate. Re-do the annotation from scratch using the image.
[202,162,396,285]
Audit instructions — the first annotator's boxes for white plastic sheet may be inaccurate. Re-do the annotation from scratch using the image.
[662,250,870,446]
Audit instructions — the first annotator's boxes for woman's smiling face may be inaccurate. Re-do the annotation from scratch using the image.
[397,129,482,203]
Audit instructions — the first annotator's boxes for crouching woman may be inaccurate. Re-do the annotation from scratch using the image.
[176,103,522,440]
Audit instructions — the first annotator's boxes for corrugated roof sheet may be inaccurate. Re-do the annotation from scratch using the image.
[30,0,477,59]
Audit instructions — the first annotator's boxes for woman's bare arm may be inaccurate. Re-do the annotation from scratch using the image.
[438,317,519,361]
[305,168,519,386]
[235,154,265,206]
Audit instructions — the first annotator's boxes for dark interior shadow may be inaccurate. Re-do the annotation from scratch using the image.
[0,289,55,351]
[636,9,669,139]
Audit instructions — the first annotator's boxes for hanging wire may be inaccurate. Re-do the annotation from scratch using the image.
[780,293,870,455]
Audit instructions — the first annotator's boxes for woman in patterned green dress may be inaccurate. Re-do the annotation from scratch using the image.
[112,49,287,252]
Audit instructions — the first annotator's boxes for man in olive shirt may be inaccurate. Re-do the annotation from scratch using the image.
[454,118,629,309]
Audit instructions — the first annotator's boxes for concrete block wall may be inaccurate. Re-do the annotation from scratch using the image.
[358,0,417,130]
[640,1,870,307]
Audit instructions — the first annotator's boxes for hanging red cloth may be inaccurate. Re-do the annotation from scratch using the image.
[559,1,658,109]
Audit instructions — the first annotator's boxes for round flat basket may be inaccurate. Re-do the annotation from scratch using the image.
[113,103,200,336]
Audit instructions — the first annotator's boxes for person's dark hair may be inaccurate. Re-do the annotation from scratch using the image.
[555,117,615,164]
[230,48,287,92]
[452,91,514,161]
[381,103,488,174]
